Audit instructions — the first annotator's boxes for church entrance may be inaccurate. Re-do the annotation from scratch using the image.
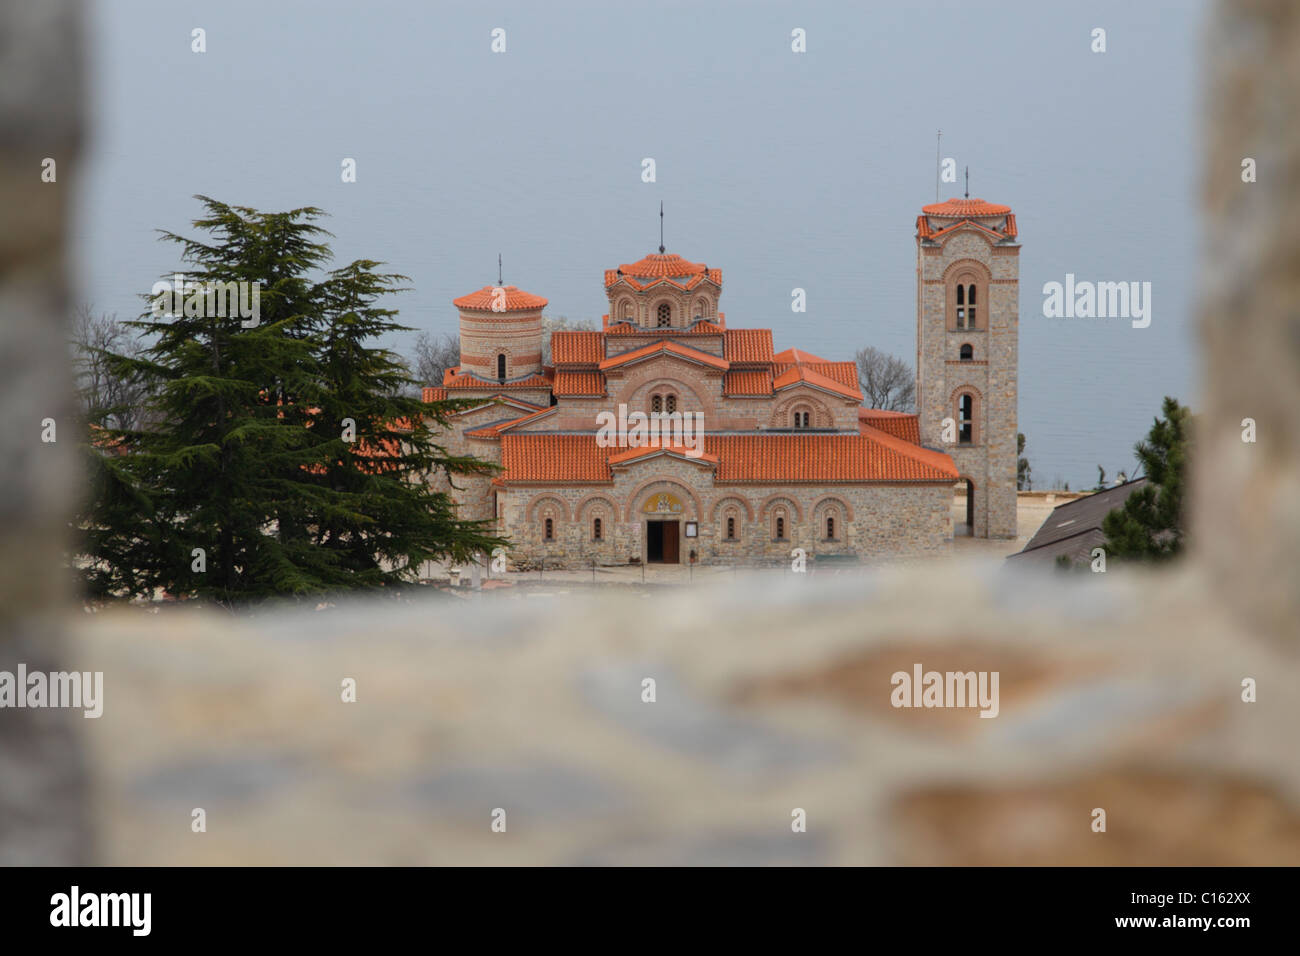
[646,520,680,564]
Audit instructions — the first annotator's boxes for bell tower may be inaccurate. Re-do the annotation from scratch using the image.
[915,196,1019,539]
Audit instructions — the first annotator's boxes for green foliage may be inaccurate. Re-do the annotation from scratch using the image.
[1101,396,1192,562]
[77,197,503,606]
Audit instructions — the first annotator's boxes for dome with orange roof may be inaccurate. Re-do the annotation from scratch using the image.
[453,285,548,312]
[616,253,708,279]
[921,197,1012,218]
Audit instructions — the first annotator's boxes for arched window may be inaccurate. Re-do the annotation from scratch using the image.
[665,393,677,414]
[726,516,736,540]
[960,343,974,361]
[793,408,811,429]
[958,393,975,444]
[651,394,663,413]
[657,303,672,327]
[694,298,709,320]
[544,517,554,540]
[775,515,786,540]
[593,517,603,541]
[951,275,982,331]
[622,301,634,320]
[497,353,506,380]
[826,515,836,540]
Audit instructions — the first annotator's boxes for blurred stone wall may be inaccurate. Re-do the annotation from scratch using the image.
[0,0,91,864]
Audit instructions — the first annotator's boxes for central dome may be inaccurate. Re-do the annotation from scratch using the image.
[617,253,707,279]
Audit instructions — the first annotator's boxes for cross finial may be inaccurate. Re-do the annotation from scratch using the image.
[498,253,502,286]
[964,166,969,199]
[659,201,665,254]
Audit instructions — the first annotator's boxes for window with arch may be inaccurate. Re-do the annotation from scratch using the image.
[656,303,672,327]
[960,343,974,361]
[592,517,603,541]
[651,394,663,413]
[621,300,634,320]
[726,516,736,540]
[694,298,709,320]
[665,393,677,414]
[949,270,984,331]
[825,514,836,540]
[544,517,554,540]
[775,515,786,540]
[957,392,976,444]
[793,407,811,429]
[497,353,507,380]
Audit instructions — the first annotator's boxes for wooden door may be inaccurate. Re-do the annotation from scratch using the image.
[663,521,680,564]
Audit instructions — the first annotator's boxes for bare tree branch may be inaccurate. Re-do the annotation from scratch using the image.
[854,346,915,412]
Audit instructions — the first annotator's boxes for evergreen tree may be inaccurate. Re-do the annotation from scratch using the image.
[1101,396,1192,562]
[78,197,502,605]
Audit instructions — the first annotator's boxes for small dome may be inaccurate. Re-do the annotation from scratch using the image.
[921,197,1012,217]
[616,253,707,279]
[453,285,548,312]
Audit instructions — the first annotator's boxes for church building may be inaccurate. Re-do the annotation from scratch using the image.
[423,197,1019,566]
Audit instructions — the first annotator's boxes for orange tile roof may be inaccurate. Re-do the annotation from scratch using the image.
[722,369,774,396]
[554,370,607,396]
[772,361,863,401]
[724,329,774,364]
[453,285,548,312]
[598,340,730,372]
[857,408,921,445]
[500,434,613,483]
[551,330,604,364]
[466,406,557,438]
[613,253,706,279]
[421,386,448,403]
[496,433,957,484]
[710,434,956,483]
[927,218,1009,243]
[605,320,725,335]
[608,444,719,467]
[442,367,553,390]
[773,347,832,365]
[921,197,1012,217]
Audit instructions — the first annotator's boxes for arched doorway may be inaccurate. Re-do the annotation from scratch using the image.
[641,490,687,563]
[955,478,974,536]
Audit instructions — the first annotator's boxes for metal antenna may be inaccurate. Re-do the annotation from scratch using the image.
[498,253,502,286]
[964,166,969,199]
[935,130,941,202]
[658,201,665,254]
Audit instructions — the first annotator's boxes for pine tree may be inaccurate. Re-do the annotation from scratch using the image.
[78,197,502,605]
[1101,396,1192,562]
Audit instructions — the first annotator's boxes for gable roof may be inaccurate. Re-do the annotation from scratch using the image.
[772,362,863,402]
[598,340,730,372]
[1007,479,1149,565]
[858,408,921,444]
